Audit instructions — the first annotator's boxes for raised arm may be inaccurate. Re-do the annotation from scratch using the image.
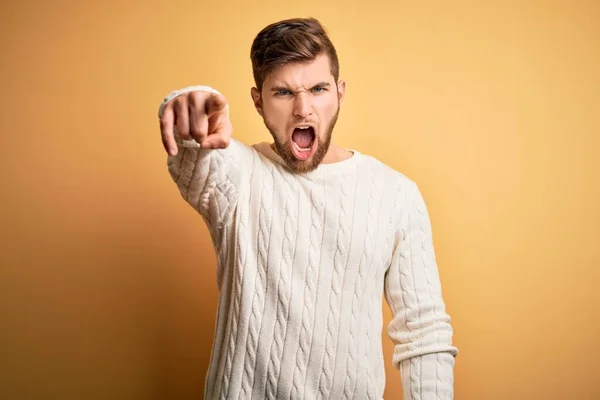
[158,86,252,239]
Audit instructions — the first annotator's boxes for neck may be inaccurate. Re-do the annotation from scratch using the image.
[321,142,354,164]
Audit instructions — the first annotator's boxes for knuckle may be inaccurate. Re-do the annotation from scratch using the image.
[209,94,225,111]
[188,91,206,107]
[176,125,189,137]
[190,126,202,139]
[176,99,189,116]
[173,95,185,109]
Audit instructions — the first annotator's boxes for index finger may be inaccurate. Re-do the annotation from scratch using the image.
[206,94,228,116]
[159,105,178,156]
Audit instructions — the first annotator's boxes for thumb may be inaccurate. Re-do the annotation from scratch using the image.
[201,133,231,149]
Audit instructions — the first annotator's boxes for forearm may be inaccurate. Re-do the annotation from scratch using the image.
[160,85,242,231]
[400,352,455,400]
[388,301,458,399]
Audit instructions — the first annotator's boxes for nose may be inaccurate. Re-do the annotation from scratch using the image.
[293,92,313,118]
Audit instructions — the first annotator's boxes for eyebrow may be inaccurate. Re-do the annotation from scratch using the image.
[270,82,331,92]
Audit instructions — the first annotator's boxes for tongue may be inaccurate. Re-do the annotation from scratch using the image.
[292,128,314,148]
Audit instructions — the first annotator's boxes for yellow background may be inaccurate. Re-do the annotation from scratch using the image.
[1,0,598,399]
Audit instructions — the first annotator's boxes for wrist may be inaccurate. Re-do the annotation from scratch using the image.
[157,85,221,118]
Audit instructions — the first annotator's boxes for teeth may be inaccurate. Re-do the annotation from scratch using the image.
[292,126,313,154]
[293,142,311,152]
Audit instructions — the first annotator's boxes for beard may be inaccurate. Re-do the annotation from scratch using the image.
[264,106,340,174]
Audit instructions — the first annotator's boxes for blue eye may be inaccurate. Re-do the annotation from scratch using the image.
[276,90,292,96]
[312,87,325,93]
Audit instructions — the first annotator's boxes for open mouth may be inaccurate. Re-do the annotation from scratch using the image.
[291,126,317,161]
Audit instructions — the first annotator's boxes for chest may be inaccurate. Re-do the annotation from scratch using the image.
[237,168,399,277]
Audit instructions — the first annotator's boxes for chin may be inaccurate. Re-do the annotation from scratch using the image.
[275,134,330,174]
[265,114,337,174]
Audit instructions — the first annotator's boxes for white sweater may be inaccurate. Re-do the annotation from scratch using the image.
[160,87,458,400]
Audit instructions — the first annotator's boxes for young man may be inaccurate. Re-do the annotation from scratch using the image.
[158,17,458,400]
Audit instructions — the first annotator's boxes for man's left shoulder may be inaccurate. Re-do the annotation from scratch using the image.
[360,153,417,191]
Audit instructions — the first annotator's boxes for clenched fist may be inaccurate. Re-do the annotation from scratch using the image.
[159,90,232,156]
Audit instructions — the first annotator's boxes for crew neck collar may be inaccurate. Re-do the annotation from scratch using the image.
[252,141,364,178]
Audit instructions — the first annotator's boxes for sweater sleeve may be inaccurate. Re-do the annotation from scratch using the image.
[384,181,459,400]
[159,86,252,242]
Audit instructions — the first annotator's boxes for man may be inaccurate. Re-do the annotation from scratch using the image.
[158,17,458,400]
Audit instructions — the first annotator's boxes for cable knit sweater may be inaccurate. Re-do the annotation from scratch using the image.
[160,86,458,400]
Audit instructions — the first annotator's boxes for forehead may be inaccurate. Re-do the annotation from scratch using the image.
[264,54,334,89]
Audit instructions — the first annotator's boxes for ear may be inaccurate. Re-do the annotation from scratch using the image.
[336,80,346,105]
[251,87,263,117]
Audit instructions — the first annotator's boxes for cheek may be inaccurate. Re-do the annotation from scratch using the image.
[316,97,339,119]
[265,110,285,128]
[262,108,290,138]
[264,102,293,127]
